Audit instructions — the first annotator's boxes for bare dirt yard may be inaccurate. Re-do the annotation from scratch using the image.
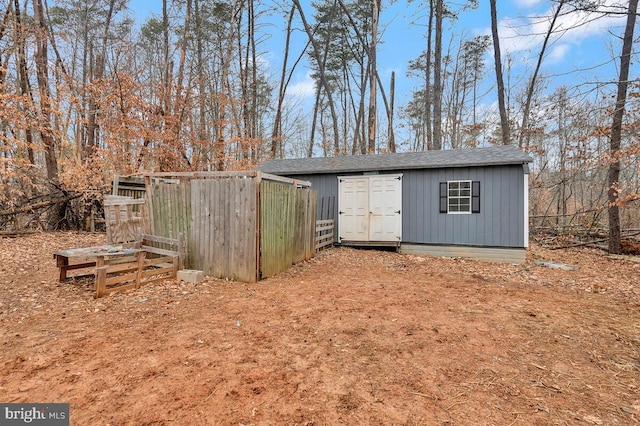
[1,232,639,425]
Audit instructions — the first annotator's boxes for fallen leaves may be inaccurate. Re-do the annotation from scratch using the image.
[0,233,639,425]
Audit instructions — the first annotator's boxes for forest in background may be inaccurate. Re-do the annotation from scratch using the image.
[0,0,638,254]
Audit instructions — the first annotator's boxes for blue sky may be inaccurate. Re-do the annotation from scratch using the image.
[129,0,632,124]
[279,0,630,108]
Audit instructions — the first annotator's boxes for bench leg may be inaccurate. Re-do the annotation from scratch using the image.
[55,255,69,282]
[135,251,146,288]
[95,266,106,298]
[94,256,106,298]
[172,255,179,279]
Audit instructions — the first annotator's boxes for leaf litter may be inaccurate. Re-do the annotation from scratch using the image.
[0,232,639,424]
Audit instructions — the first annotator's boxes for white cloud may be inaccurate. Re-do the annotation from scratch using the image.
[496,0,627,58]
[549,1,627,40]
[547,44,571,63]
[256,53,271,70]
[513,0,544,8]
[286,71,316,98]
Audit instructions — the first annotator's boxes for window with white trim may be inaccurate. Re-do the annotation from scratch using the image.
[439,180,480,214]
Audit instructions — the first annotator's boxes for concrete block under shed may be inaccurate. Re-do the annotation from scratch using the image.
[177,269,204,283]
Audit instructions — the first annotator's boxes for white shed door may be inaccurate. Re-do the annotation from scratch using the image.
[338,177,369,241]
[338,175,402,242]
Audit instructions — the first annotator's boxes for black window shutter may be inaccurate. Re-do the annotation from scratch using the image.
[439,182,448,213]
[471,181,480,213]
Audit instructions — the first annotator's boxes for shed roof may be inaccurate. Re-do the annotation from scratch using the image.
[256,145,533,175]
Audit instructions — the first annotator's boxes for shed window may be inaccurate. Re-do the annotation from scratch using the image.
[439,181,480,214]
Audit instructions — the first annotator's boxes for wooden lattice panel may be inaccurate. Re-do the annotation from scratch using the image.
[104,196,150,244]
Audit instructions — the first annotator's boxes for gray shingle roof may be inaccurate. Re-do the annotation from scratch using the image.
[256,146,533,175]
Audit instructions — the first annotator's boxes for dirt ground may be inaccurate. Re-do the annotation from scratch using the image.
[0,232,639,425]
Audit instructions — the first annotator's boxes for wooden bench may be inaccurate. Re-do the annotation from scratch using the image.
[53,244,140,282]
[54,233,184,298]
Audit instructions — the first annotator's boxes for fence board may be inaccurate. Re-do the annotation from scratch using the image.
[196,179,207,275]
[112,176,146,199]
[229,176,258,282]
[260,181,295,277]
[307,192,318,259]
[148,182,191,267]
[315,219,335,252]
[293,190,306,264]
[291,188,317,263]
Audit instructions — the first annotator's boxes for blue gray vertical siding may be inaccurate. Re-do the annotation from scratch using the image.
[281,164,527,248]
[402,165,526,248]
[292,174,340,220]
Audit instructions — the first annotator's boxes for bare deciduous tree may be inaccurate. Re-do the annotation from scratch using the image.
[490,0,510,145]
[607,0,638,254]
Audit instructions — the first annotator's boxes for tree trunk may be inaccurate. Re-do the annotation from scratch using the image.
[0,4,10,170]
[85,41,98,159]
[33,0,59,182]
[293,0,340,157]
[239,0,257,163]
[216,0,242,170]
[608,0,638,254]
[308,84,322,158]
[194,0,207,169]
[0,3,8,100]
[86,0,115,161]
[354,65,368,154]
[34,0,67,229]
[271,6,296,159]
[239,2,250,162]
[173,0,192,169]
[14,0,36,164]
[388,71,395,153]
[249,0,258,163]
[432,0,443,150]
[162,0,170,118]
[367,0,379,154]
[425,0,434,150]
[490,0,511,145]
[518,1,563,148]
[334,0,392,155]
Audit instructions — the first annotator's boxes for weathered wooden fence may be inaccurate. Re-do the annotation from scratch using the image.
[112,175,147,199]
[146,179,191,253]
[96,177,147,233]
[145,171,315,282]
[191,176,258,282]
[103,196,149,244]
[315,219,335,252]
[293,188,317,262]
[260,180,316,278]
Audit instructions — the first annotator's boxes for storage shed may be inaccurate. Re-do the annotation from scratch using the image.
[256,146,533,263]
[143,171,317,282]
